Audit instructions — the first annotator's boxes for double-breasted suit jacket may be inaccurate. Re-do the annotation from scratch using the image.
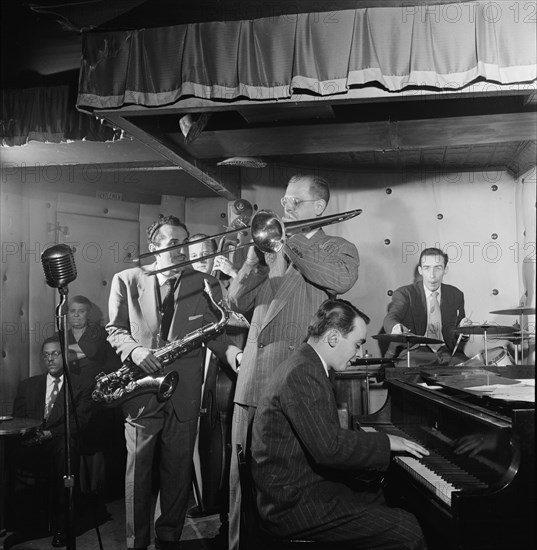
[383,281,466,353]
[106,265,228,421]
[227,229,360,408]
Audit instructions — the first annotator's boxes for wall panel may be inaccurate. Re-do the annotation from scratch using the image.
[241,167,522,358]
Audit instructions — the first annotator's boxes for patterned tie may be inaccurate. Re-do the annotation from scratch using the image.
[426,291,443,352]
[44,377,61,419]
[160,277,177,341]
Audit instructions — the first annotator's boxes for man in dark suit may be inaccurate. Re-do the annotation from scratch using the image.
[106,215,233,550]
[251,299,428,549]
[383,247,470,366]
[226,174,360,549]
[11,335,92,547]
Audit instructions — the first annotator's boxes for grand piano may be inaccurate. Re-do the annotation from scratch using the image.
[355,366,535,550]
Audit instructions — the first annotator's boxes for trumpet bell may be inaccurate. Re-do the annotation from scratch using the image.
[251,209,286,253]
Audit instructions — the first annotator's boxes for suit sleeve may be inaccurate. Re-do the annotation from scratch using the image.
[281,367,390,471]
[106,272,141,362]
[12,381,28,418]
[226,259,269,313]
[383,287,410,333]
[285,234,359,295]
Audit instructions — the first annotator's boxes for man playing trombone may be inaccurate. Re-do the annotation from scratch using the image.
[225,173,360,550]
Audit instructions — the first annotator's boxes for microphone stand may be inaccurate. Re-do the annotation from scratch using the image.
[55,286,77,550]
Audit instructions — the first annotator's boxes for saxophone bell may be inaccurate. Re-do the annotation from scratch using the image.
[92,279,230,407]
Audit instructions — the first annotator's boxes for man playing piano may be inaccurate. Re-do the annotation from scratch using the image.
[251,299,429,550]
[383,247,471,366]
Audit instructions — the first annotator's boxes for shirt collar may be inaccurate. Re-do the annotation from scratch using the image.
[311,347,330,377]
[423,284,441,302]
[47,374,63,385]
[156,272,180,287]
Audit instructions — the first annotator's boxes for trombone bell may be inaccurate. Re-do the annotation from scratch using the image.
[250,210,286,253]
[250,208,362,255]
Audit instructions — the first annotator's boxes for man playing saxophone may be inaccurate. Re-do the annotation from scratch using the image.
[106,215,234,550]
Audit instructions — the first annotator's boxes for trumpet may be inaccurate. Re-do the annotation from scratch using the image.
[140,208,362,276]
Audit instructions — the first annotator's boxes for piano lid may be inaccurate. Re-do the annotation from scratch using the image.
[419,367,535,411]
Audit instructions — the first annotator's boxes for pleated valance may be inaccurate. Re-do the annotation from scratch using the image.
[1,86,119,146]
[77,1,536,110]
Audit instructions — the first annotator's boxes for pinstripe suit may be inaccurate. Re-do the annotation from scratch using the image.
[251,343,426,549]
[227,229,359,549]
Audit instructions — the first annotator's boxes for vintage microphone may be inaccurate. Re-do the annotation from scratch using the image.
[41,244,78,292]
[41,244,78,550]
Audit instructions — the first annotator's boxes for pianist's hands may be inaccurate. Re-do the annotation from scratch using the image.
[387,435,429,459]
[453,432,498,457]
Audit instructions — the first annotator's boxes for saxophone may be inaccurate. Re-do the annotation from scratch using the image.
[92,279,231,406]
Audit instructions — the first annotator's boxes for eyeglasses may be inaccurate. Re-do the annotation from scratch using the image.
[280,196,318,210]
[42,351,61,360]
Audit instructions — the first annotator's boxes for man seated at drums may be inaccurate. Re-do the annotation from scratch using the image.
[383,247,471,366]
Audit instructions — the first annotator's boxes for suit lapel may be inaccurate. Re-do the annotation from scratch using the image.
[414,282,427,336]
[259,230,327,332]
[169,269,201,339]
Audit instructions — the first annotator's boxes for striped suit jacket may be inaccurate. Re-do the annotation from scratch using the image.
[227,229,359,408]
[251,343,390,537]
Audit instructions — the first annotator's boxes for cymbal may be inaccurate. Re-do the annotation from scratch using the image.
[350,357,393,366]
[372,333,443,345]
[454,324,518,335]
[490,307,536,315]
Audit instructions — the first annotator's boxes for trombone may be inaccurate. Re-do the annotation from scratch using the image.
[141,208,362,276]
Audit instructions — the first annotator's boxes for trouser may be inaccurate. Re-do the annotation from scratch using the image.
[124,397,197,548]
[228,403,256,550]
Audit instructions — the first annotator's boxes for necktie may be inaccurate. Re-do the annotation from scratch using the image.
[160,277,177,341]
[426,291,443,352]
[45,377,61,419]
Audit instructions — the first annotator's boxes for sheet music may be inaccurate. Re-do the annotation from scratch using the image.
[463,380,535,402]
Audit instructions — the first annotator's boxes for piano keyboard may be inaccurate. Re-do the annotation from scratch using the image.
[361,425,489,506]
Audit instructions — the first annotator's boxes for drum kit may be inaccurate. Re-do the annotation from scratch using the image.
[368,306,535,367]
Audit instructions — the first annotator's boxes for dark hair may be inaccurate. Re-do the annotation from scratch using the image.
[287,173,330,204]
[189,234,218,253]
[419,247,449,267]
[146,215,189,245]
[42,335,61,351]
[69,295,91,309]
[307,299,369,340]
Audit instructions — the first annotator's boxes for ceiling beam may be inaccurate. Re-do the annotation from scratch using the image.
[93,82,537,118]
[103,113,240,200]
[181,112,537,158]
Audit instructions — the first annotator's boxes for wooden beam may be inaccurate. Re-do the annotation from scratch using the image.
[92,82,536,118]
[180,112,537,158]
[103,114,240,200]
